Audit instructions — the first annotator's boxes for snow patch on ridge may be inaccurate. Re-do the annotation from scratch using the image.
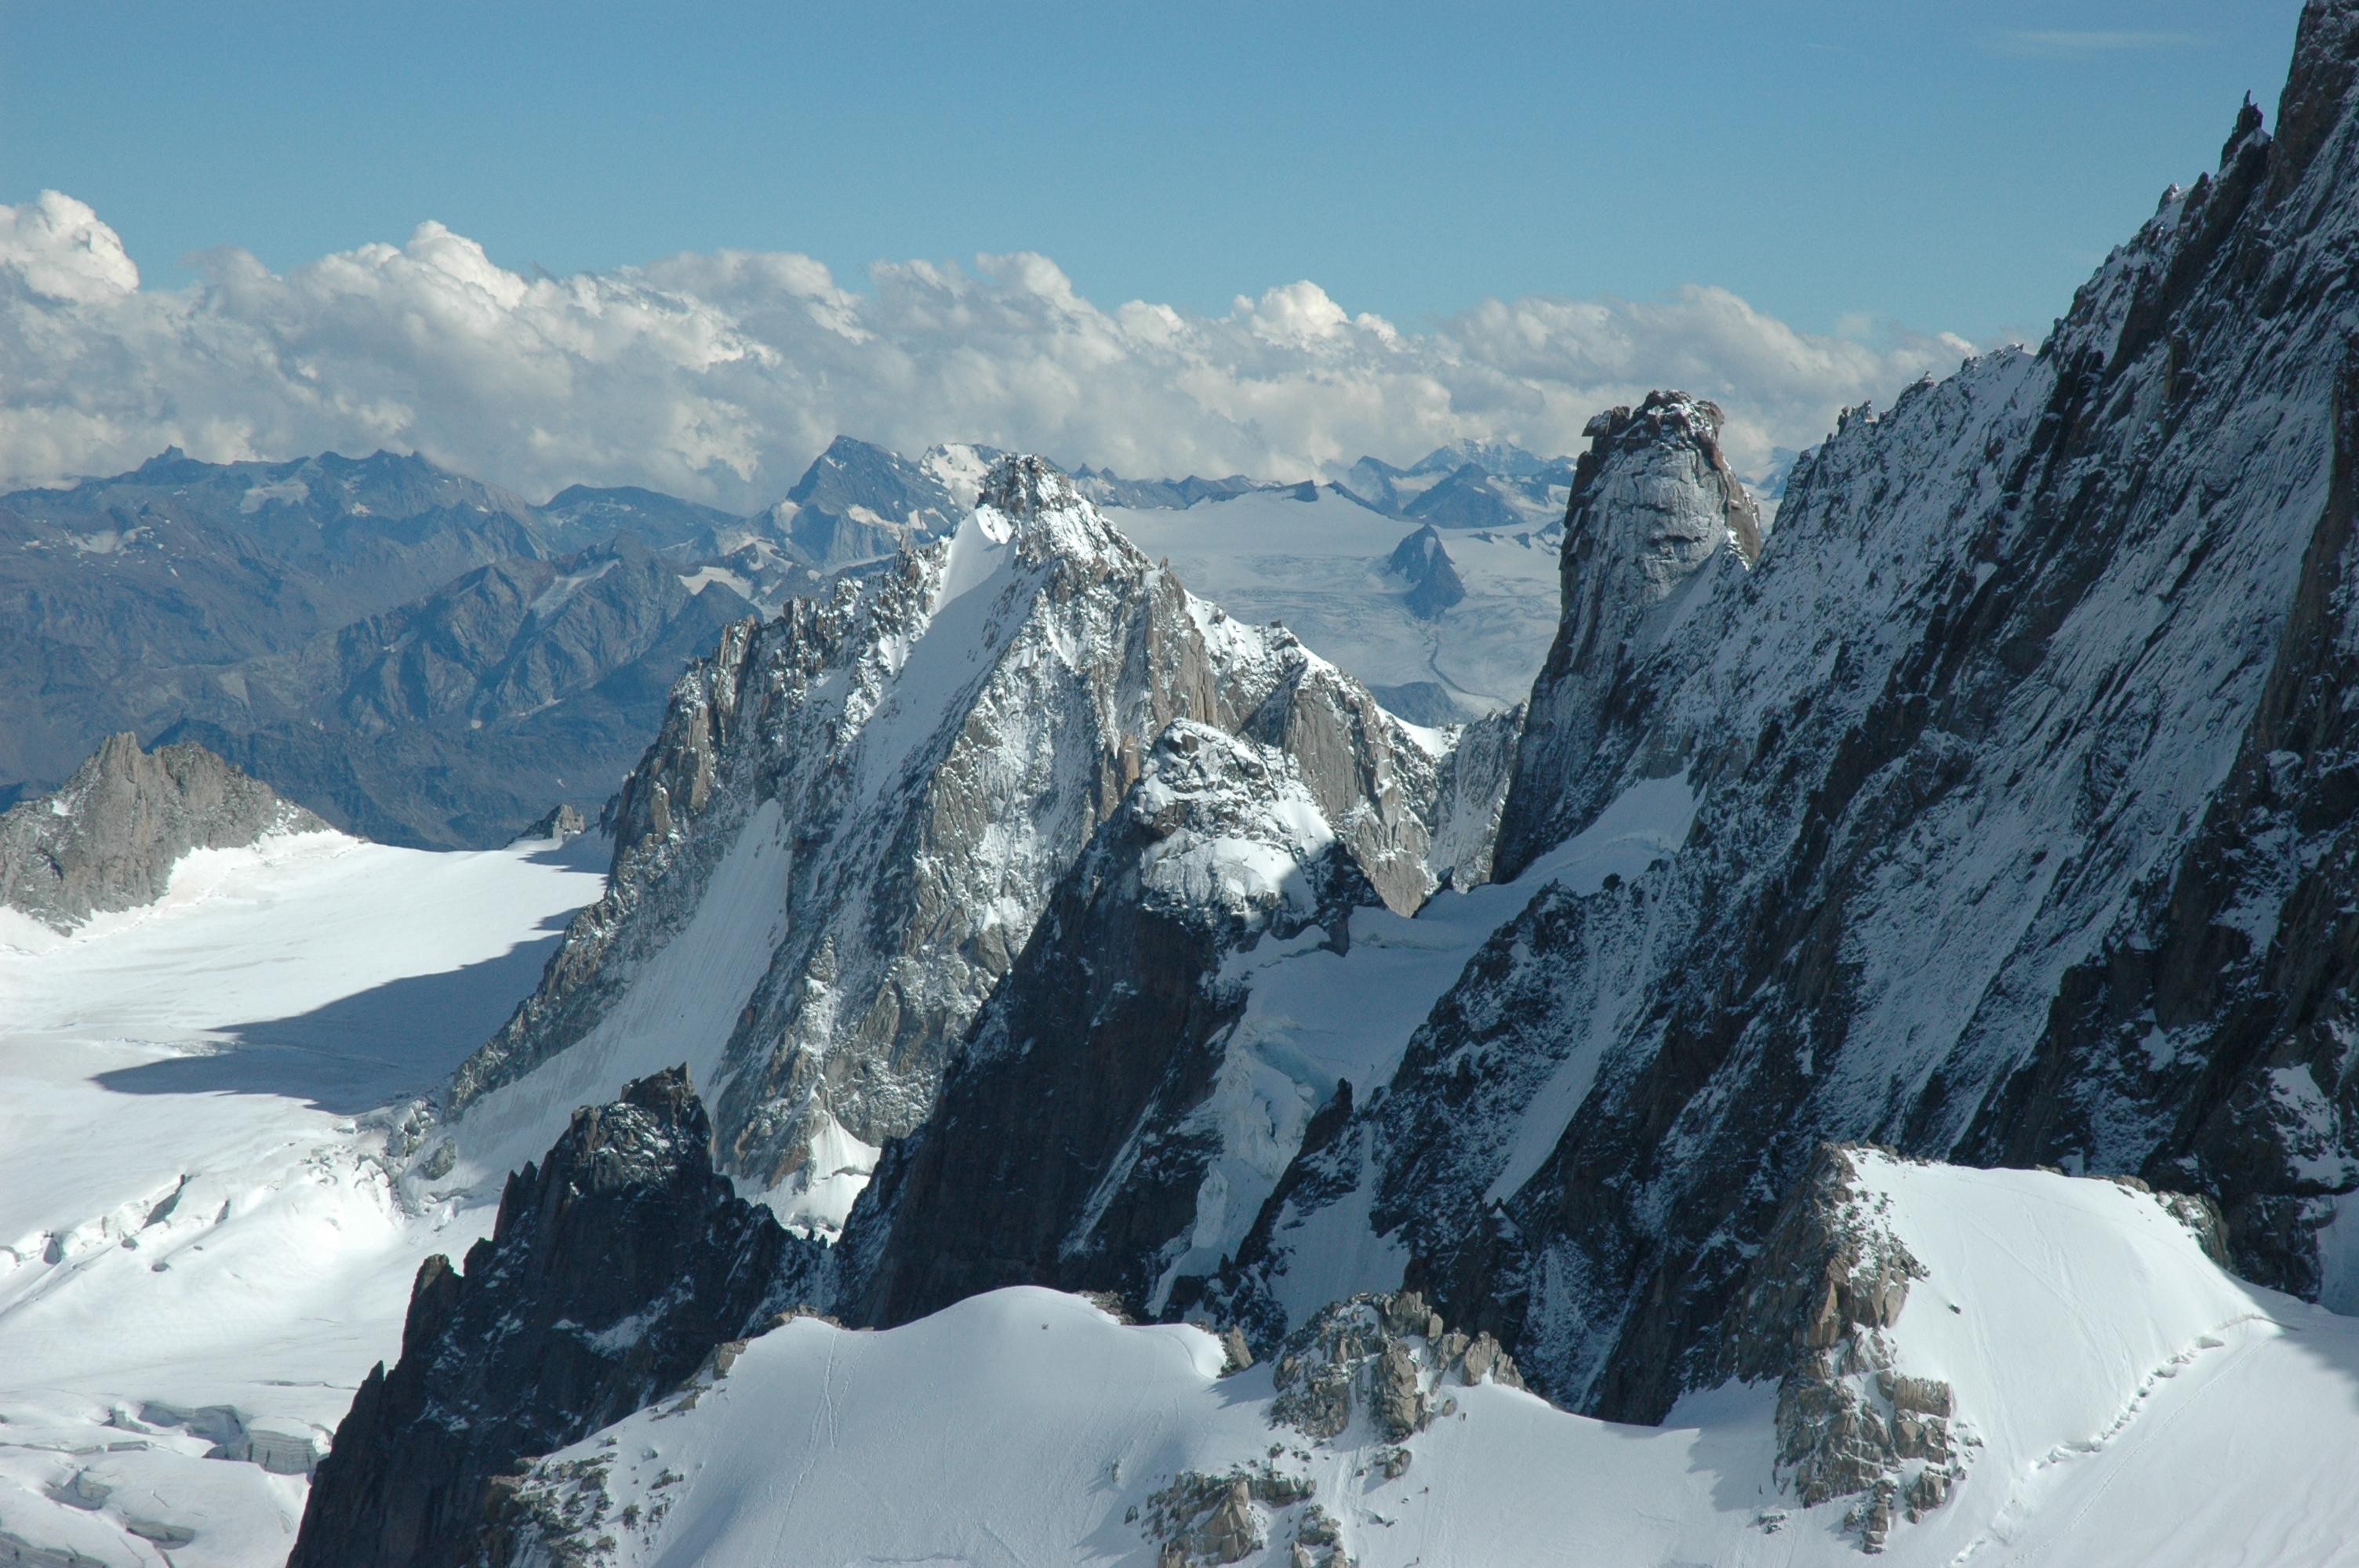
[497,1157,2359,1568]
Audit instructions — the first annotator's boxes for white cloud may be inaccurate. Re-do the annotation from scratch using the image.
[0,190,1988,507]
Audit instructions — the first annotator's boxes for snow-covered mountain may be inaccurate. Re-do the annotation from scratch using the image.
[1104,485,1561,721]
[1338,441,1578,532]
[1147,7,2359,1443]
[15,8,2359,1566]
[435,456,1502,1234]
[332,4,2359,1553]
[478,1136,2359,1568]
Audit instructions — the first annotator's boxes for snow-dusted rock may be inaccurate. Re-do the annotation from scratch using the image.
[0,733,325,931]
[1227,2,2359,1425]
[445,455,1484,1227]
[468,1153,2359,1567]
[290,1068,817,1568]
[1492,390,1759,878]
[842,719,1394,1323]
[1384,524,1468,620]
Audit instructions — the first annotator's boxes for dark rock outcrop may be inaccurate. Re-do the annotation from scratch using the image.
[288,1069,820,1568]
[513,803,587,844]
[842,721,1384,1325]
[0,733,325,931]
[1385,524,1468,619]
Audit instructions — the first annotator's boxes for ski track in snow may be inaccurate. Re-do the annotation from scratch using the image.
[493,1158,2359,1567]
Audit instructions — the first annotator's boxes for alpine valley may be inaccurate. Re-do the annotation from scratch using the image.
[9,6,2359,1566]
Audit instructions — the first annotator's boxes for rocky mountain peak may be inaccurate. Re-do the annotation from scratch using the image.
[1384,524,1467,620]
[442,437,1503,1247]
[0,733,328,931]
[2273,0,2359,194]
[978,451,1088,522]
[1217,6,2359,1433]
[289,1068,820,1568]
[1574,390,1761,566]
[1490,387,1758,877]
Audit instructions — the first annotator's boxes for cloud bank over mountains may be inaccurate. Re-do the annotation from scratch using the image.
[2,190,1979,508]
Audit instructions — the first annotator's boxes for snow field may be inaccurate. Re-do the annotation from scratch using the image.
[0,829,605,1566]
[1105,487,1562,712]
[507,1156,2359,1568]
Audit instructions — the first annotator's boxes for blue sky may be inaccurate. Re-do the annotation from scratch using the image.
[0,2,2305,342]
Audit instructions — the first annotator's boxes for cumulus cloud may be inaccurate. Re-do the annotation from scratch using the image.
[0,190,1983,508]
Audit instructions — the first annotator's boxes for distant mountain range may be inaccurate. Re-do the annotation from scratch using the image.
[1,435,1579,844]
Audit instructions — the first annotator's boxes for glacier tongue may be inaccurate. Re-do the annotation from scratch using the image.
[440,453,1498,1228]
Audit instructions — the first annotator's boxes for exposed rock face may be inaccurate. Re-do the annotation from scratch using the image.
[1207,5,2359,1426]
[288,1069,818,1568]
[0,733,325,931]
[1424,700,1523,890]
[1715,1146,1959,1551]
[454,455,1475,1225]
[842,720,1390,1323]
[0,440,999,848]
[750,435,998,572]
[163,535,756,848]
[1385,524,1468,619]
[1493,390,1760,879]
[1267,1290,1521,1443]
[0,449,554,823]
[514,803,587,844]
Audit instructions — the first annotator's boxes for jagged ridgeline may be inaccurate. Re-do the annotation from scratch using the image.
[0,437,1005,848]
[430,454,1516,1229]
[1216,1,2359,1423]
[312,7,2359,1559]
[456,0,2359,1393]
[0,732,326,931]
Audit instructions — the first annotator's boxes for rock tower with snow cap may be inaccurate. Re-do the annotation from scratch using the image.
[977,450,1085,520]
[1493,390,1760,877]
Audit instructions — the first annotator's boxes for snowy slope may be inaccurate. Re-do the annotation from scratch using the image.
[1183,15,2359,1429]
[1104,486,1562,715]
[0,829,604,1568]
[495,1155,2359,1568]
[449,456,1492,1236]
